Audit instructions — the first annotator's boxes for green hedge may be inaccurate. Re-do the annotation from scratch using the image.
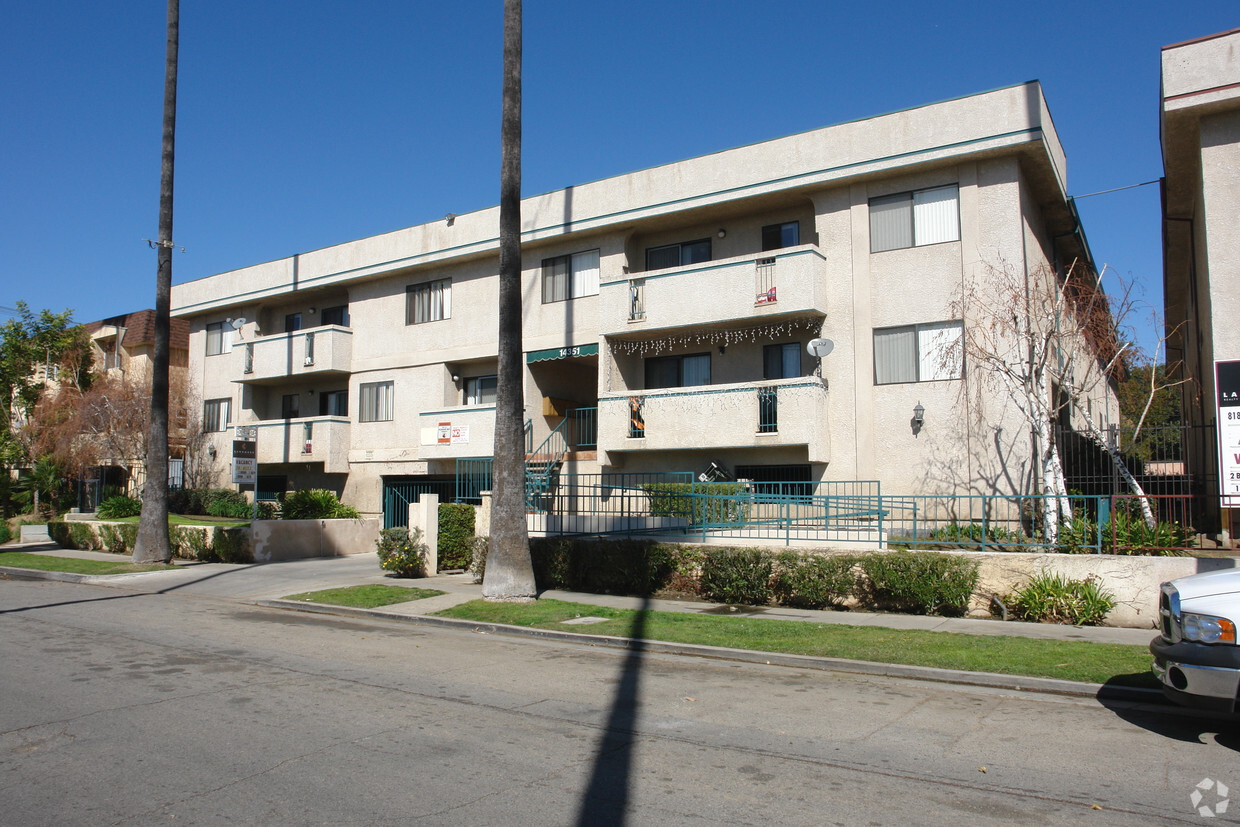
[438,504,476,569]
[858,551,979,616]
[641,483,751,525]
[97,496,142,519]
[282,489,359,520]
[699,548,773,605]
[772,552,857,609]
[529,537,675,596]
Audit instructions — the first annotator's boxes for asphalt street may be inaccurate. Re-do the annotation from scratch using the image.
[1,576,1236,825]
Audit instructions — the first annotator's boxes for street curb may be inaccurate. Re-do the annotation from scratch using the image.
[255,598,1165,705]
[0,566,109,585]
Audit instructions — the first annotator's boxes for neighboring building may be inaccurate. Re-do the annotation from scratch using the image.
[79,309,191,499]
[1161,28,1240,536]
[172,81,1107,524]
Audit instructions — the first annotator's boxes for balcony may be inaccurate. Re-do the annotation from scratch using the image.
[237,326,352,384]
[416,405,497,460]
[254,416,350,474]
[597,378,829,462]
[600,245,827,335]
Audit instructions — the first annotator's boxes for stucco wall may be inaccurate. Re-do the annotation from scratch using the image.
[250,518,380,563]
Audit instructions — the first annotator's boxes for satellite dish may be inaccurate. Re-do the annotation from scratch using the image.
[807,338,834,358]
[229,317,247,331]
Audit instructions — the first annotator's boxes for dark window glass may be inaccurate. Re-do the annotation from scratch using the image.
[281,394,300,419]
[763,343,801,379]
[285,313,303,333]
[762,221,799,252]
[644,353,710,389]
[321,305,348,326]
[645,239,711,271]
[320,389,348,416]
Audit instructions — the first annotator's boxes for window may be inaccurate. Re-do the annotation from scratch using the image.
[359,381,394,422]
[762,221,799,252]
[281,393,300,419]
[465,375,497,406]
[320,389,348,417]
[205,321,233,356]
[203,398,231,432]
[285,313,302,333]
[321,305,348,326]
[406,279,451,324]
[869,185,960,252]
[873,321,963,384]
[763,343,802,379]
[542,250,600,303]
[645,239,711,271]
[644,353,710,389]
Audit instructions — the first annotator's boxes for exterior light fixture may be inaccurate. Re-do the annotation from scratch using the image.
[445,213,456,226]
[717,229,726,239]
[913,401,925,426]
[207,444,217,459]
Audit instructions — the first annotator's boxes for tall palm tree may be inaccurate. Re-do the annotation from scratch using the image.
[482,0,536,600]
[133,0,178,563]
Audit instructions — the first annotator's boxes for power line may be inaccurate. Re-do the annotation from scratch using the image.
[1070,179,1161,200]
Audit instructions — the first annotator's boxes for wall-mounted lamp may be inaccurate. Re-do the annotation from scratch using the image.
[308,388,316,395]
[445,213,456,226]
[207,444,217,459]
[718,344,726,355]
[717,229,726,239]
[912,401,925,427]
[308,307,316,315]
[451,374,461,384]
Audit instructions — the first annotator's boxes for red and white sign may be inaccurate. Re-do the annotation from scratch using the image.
[437,422,470,445]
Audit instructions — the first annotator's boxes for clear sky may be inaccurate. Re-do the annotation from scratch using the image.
[2,1,1235,360]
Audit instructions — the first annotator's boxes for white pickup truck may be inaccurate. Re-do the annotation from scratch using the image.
[1151,569,1240,713]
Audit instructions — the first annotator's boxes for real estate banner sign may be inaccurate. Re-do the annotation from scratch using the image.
[1216,360,1240,506]
[232,429,257,486]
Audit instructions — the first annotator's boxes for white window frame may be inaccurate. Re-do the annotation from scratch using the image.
[203,398,231,432]
[406,279,452,325]
[873,321,964,385]
[205,321,233,356]
[541,249,600,304]
[869,185,960,253]
[359,381,394,422]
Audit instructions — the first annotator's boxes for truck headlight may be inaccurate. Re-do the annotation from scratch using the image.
[1182,613,1237,644]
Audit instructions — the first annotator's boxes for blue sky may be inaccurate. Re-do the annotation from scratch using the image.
[2,1,1235,359]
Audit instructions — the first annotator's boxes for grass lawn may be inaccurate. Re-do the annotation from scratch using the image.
[435,598,1157,688]
[283,584,445,608]
[107,514,251,528]
[0,551,176,575]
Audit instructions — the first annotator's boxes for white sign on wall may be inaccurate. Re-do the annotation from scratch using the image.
[1216,360,1240,506]
[436,422,470,445]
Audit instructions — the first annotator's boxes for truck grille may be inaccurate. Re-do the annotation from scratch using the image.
[1159,585,1180,642]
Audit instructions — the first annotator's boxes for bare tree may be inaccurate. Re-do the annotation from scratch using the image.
[482,0,536,600]
[955,258,1180,544]
[134,0,178,563]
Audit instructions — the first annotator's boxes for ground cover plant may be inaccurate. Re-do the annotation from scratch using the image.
[434,598,1154,687]
[1006,572,1116,626]
[0,552,174,575]
[282,489,359,520]
[283,584,444,608]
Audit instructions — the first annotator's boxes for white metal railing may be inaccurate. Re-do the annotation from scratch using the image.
[755,257,776,304]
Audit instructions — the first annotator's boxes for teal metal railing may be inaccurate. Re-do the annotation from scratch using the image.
[570,407,597,450]
[758,388,777,433]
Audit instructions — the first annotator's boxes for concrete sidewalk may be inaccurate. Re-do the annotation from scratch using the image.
[2,541,1156,645]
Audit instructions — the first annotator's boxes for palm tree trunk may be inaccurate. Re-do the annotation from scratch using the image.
[482,0,535,600]
[133,0,177,563]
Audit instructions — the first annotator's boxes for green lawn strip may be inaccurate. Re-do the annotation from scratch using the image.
[106,515,250,528]
[0,551,175,575]
[435,598,1156,688]
[283,584,446,609]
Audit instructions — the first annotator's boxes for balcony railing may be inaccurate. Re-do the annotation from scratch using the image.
[255,416,350,474]
[601,245,827,334]
[598,379,829,462]
[236,325,352,383]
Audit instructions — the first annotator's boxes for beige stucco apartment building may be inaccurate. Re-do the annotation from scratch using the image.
[1161,28,1240,535]
[171,81,1107,521]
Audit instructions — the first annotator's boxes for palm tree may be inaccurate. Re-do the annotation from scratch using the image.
[482,0,536,600]
[133,0,178,563]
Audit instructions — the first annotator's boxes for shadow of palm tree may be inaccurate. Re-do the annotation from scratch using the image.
[575,595,649,826]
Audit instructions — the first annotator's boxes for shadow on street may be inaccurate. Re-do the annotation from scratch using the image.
[575,596,649,826]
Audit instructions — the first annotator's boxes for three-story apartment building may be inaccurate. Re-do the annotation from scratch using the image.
[172,81,1109,521]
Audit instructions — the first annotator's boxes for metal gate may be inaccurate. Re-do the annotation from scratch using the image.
[381,478,455,529]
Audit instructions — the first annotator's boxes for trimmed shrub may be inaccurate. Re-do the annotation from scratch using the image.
[0,524,11,544]
[96,496,142,519]
[172,527,209,560]
[858,551,979,616]
[529,537,674,596]
[698,548,774,605]
[772,552,857,609]
[438,504,476,569]
[211,527,252,563]
[377,527,429,577]
[469,536,489,584]
[642,483,751,525]
[48,521,100,550]
[282,489,359,520]
[97,523,139,554]
[1007,572,1115,626]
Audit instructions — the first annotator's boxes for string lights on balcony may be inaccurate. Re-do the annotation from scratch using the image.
[607,316,824,358]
